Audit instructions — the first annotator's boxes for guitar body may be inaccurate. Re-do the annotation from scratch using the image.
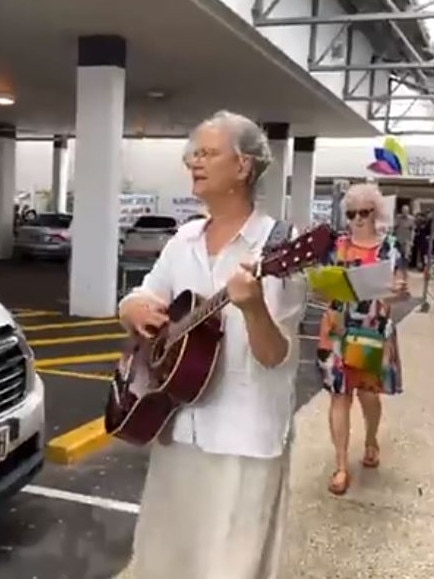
[104,290,224,446]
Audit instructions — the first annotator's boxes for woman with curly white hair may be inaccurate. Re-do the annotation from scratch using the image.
[317,182,405,496]
[118,111,307,578]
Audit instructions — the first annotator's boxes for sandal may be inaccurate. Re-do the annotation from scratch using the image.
[328,470,351,496]
[362,443,380,468]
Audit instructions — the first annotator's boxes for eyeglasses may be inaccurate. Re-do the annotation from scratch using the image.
[183,147,221,165]
[345,208,374,220]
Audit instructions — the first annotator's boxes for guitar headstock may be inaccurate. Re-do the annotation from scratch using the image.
[260,224,335,279]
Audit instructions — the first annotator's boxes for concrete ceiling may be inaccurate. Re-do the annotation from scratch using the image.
[0,0,379,138]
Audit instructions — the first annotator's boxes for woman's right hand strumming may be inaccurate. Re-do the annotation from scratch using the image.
[119,294,169,338]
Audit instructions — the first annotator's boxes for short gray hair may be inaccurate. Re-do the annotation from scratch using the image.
[187,110,273,188]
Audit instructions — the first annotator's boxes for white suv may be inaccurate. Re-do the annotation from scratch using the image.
[0,303,45,498]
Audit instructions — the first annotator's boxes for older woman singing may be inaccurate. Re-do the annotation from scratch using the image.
[118,111,307,579]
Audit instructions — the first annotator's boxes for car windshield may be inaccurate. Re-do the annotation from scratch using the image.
[133,215,177,229]
[28,213,72,228]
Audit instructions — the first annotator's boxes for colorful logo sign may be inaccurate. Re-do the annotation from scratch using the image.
[367,136,408,176]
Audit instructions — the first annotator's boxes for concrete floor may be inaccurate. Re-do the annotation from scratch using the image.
[288,276,434,579]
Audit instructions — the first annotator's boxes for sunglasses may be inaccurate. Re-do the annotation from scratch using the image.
[345,208,374,220]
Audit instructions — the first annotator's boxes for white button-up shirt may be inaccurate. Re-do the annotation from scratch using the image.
[121,210,307,458]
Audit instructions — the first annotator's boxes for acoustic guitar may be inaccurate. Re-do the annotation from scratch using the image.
[104,224,334,446]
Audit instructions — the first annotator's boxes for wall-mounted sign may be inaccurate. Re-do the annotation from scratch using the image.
[119,193,158,227]
[367,136,406,176]
[407,156,434,177]
[367,136,434,178]
[170,196,205,222]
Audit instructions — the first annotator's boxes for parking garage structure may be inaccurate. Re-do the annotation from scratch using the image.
[2,0,434,317]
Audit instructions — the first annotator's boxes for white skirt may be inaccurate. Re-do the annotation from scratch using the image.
[119,440,292,579]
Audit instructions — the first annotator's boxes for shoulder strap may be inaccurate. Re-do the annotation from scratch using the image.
[262,220,293,253]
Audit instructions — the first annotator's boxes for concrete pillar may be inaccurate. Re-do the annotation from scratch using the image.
[0,123,16,260]
[290,137,316,231]
[259,123,290,220]
[52,135,69,213]
[69,35,126,317]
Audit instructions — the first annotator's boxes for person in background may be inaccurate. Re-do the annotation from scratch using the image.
[317,183,405,496]
[118,110,307,579]
[410,212,428,271]
[394,204,415,285]
[421,211,433,269]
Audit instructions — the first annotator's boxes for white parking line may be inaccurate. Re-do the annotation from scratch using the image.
[22,484,140,515]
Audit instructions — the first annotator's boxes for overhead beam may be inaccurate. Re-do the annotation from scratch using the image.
[374,116,434,121]
[388,129,434,134]
[345,94,434,101]
[310,61,434,72]
[254,11,434,27]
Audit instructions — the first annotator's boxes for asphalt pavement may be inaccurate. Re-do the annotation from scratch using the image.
[0,259,420,579]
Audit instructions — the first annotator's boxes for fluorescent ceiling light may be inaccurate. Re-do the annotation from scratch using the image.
[0,93,15,106]
[146,90,166,99]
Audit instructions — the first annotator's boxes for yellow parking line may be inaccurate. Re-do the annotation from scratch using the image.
[38,368,112,381]
[46,417,112,465]
[28,332,126,347]
[22,318,119,332]
[14,310,63,319]
[35,352,121,368]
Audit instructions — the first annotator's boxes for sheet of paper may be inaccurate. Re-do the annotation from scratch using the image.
[346,261,393,301]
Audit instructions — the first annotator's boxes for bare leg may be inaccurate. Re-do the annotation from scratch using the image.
[328,393,352,493]
[357,390,382,467]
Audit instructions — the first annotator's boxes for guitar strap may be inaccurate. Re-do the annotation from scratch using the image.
[262,219,293,253]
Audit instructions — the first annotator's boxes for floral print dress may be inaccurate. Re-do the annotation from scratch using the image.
[317,234,403,396]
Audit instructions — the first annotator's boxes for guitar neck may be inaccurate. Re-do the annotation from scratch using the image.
[163,222,334,346]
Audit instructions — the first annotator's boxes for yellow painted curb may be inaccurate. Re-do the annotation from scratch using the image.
[14,310,62,318]
[38,368,112,381]
[35,352,121,368]
[46,417,112,465]
[29,332,126,347]
[22,318,118,331]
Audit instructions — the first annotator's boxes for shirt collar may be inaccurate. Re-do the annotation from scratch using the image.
[183,209,268,249]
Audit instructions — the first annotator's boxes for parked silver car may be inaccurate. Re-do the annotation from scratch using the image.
[120,215,178,265]
[118,214,178,296]
[14,212,72,260]
[0,302,45,499]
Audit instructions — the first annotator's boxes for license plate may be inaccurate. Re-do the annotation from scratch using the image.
[0,425,10,462]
